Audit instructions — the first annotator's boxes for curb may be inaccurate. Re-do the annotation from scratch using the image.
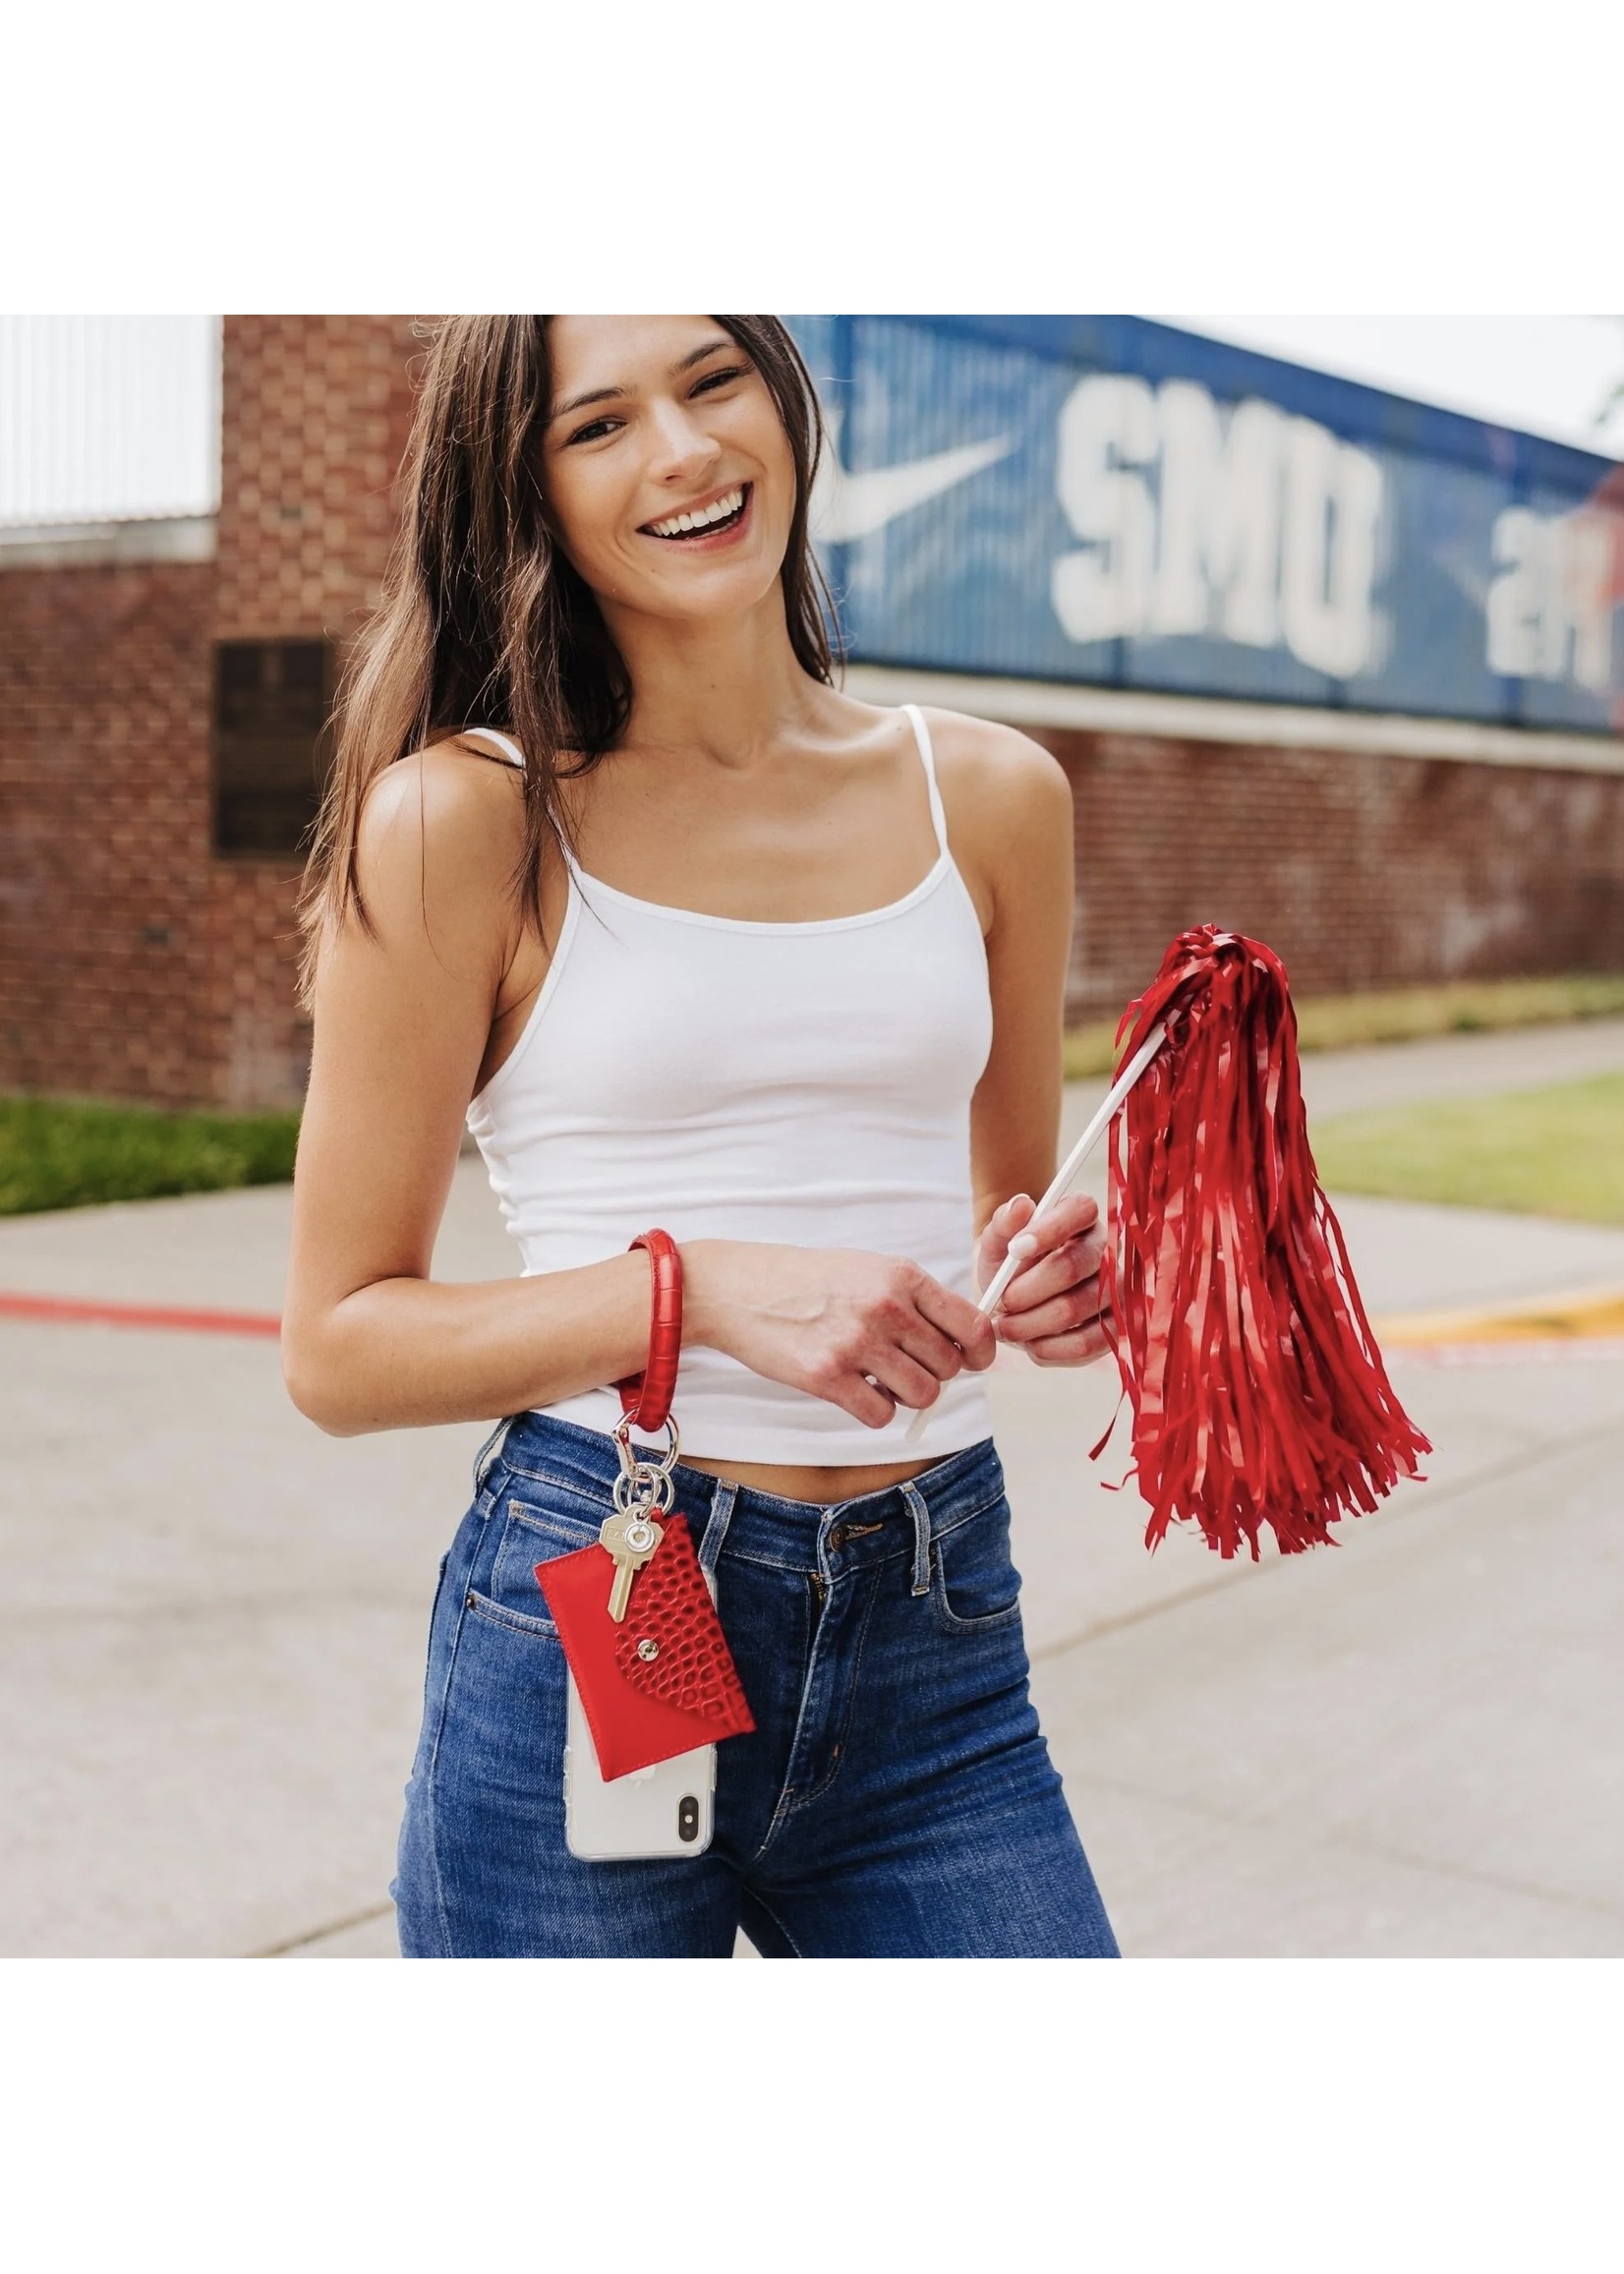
[1373,1285,1624,1347]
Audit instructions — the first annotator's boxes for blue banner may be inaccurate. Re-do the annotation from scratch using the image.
[786,316,1624,735]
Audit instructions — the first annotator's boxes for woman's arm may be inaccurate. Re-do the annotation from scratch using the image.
[937,711,1111,1368]
[959,717,1074,1225]
[281,748,993,1436]
[281,749,655,1434]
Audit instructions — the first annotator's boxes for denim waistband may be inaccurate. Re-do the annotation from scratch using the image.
[472,1408,1006,1583]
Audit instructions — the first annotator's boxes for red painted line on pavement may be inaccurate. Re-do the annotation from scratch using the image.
[8,1295,1621,1363]
[0,1288,282,1338]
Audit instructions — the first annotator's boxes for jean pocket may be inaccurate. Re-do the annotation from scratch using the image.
[931,1494,1024,1635]
[470,1489,605,1638]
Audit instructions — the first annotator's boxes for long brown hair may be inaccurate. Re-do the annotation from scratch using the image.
[292,316,840,1014]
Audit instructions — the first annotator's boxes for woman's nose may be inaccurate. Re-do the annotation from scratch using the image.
[646,398,723,484]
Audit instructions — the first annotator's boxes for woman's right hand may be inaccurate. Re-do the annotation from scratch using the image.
[681,1240,997,1429]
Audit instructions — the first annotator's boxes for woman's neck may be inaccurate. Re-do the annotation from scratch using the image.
[602,587,828,770]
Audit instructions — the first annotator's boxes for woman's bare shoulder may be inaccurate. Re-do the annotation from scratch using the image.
[916,706,1072,840]
[915,703,1066,781]
[366,731,524,811]
[347,738,528,950]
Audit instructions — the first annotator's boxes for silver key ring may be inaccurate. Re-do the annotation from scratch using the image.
[612,1411,681,1481]
[611,1463,675,1517]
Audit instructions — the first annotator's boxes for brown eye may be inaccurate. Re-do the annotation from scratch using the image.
[692,364,749,395]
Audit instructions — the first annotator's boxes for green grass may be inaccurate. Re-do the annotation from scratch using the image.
[1310,1073,1624,1226]
[1063,972,1624,1081]
[8,968,1624,1218]
[0,1096,302,1218]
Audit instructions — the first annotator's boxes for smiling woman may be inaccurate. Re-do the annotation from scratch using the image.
[281,315,1120,1959]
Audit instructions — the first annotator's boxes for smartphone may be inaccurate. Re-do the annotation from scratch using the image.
[563,1671,716,1861]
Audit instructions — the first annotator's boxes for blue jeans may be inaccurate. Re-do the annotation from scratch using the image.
[392,1412,1119,1958]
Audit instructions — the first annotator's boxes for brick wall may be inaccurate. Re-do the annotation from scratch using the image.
[215,315,420,645]
[1044,728,1624,1025]
[0,556,216,1103]
[0,316,421,1113]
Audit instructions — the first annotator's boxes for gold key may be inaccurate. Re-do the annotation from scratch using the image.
[600,1509,664,1622]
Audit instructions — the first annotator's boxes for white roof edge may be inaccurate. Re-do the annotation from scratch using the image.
[841,663,1624,777]
[0,514,217,569]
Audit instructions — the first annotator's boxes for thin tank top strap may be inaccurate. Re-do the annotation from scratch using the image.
[457,727,584,884]
[458,726,527,771]
[900,703,949,859]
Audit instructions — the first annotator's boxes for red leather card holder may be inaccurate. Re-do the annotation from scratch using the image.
[536,1513,754,1782]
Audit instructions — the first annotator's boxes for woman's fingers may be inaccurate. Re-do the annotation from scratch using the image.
[841,1372,900,1428]
[827,1271,996,1424]
[1004,1192,1099,1271]
[868,1346,941,1419]
[998,1224,1107,1318]
[997,1278,1110,1344]
[841,1352,957,1428]
[993,1192,1107,1355]
[975,1192,1037,1295]
[988,1194,1100,1293]
[853,1273,1003,1418]
[914,1277,997,1372]
[1025,1318,1115,1368]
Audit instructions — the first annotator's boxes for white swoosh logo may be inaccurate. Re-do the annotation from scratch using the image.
[810,411,1015,544]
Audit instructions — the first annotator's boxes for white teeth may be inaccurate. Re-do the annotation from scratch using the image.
[649,487,744,538]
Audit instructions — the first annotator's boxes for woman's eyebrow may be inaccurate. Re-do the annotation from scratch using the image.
[549,335,736,426]
[673,334,735,372]
[550,383,623,424]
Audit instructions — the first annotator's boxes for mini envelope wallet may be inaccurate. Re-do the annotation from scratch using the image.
[536,1513,755,1781]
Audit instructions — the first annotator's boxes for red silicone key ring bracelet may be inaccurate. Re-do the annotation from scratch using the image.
[617,1229,682,1433]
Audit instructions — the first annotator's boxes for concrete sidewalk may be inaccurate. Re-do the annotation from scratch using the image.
[3,1020,1623,1957]
[1063,1013,1624,1146]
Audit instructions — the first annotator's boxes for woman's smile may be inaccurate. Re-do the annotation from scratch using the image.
[640,480,754,549]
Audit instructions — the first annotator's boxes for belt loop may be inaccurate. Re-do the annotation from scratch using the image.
[900,1479,932,1598]
[473,1413,517,1496]
[697,1479,738,1590]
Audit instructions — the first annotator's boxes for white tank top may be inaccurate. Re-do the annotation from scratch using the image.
[460,706,996,1464]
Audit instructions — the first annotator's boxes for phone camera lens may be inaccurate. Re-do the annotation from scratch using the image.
[677,1795,700,1842]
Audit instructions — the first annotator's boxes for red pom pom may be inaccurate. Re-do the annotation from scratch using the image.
[1095,926,1431,1559]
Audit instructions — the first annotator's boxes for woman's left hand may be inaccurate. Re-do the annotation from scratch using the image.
[976,1191,1112,1367]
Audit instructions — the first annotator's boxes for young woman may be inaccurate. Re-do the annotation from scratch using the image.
[283,315,1120,1958]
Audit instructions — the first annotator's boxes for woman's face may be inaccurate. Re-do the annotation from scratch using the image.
[540,316,798,627]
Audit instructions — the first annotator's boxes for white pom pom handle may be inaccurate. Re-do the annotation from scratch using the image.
[899,1020,1168,1445]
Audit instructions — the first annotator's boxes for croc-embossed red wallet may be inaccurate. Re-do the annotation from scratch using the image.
[536,1513,754,1781]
